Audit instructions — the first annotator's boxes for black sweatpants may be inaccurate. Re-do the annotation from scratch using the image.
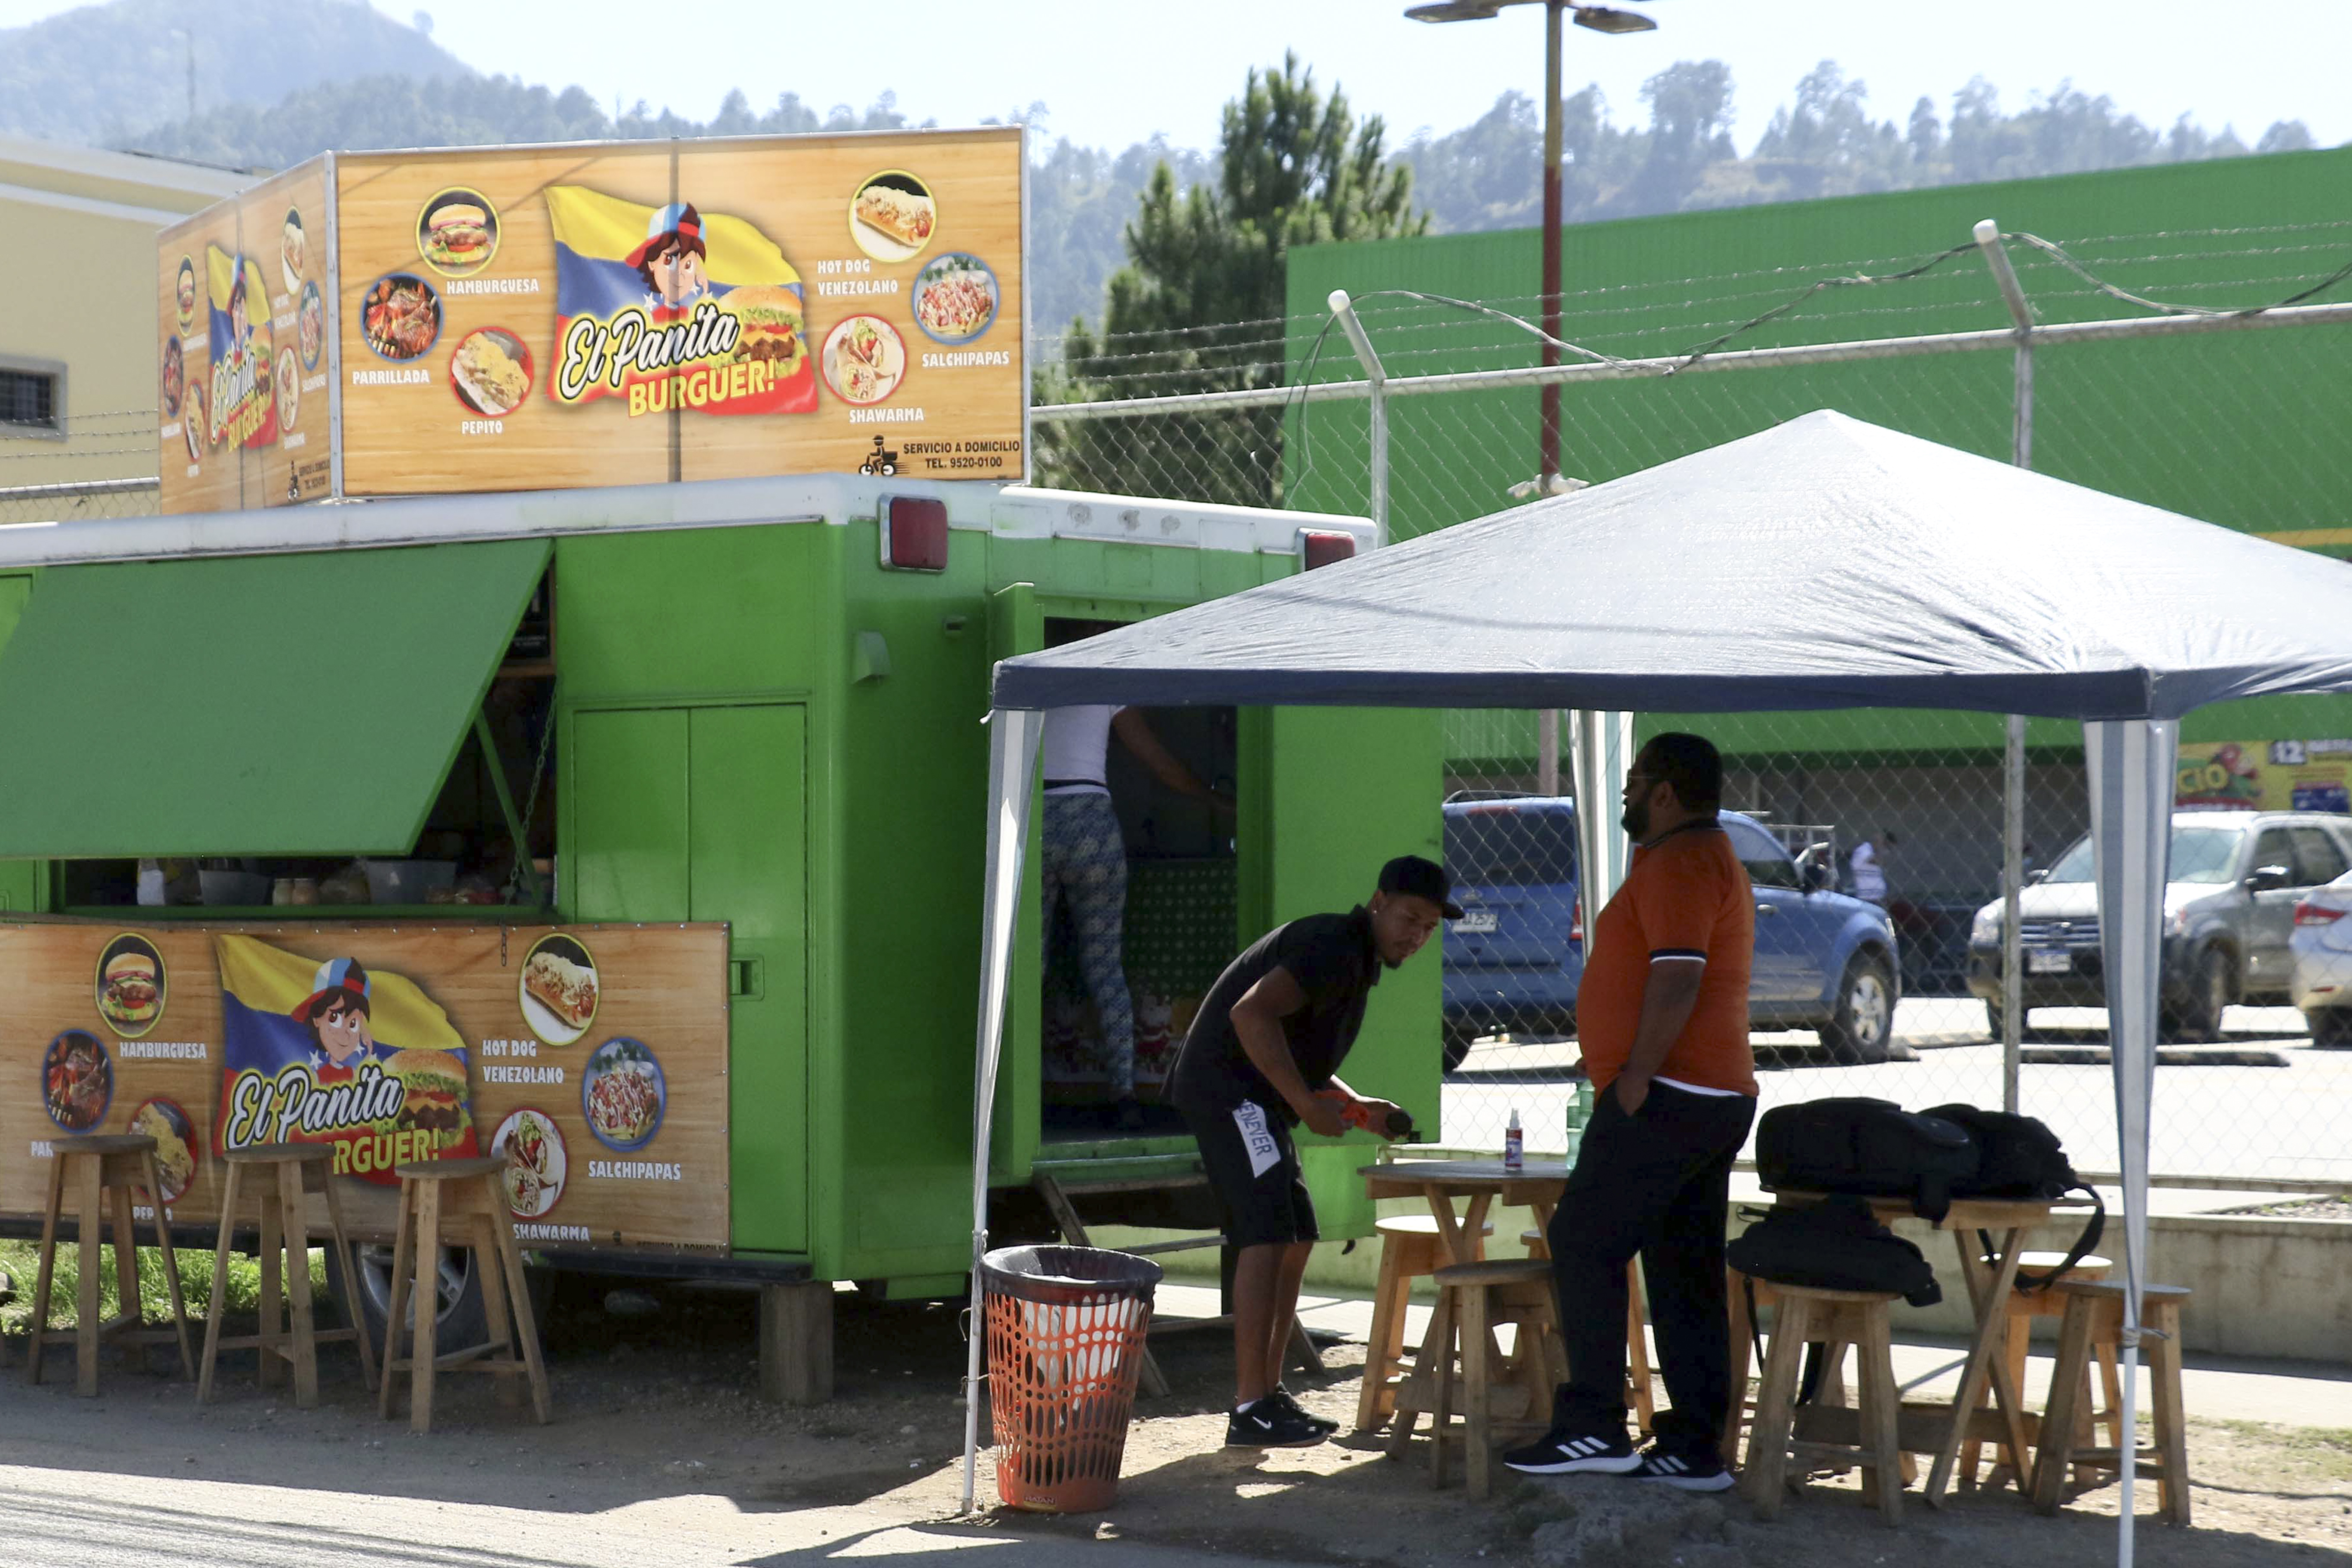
[1545,1078,1757,1449]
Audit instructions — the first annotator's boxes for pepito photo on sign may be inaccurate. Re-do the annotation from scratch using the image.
[213,935,479,1183]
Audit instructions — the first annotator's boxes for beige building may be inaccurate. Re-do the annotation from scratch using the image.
[0,135,253,499]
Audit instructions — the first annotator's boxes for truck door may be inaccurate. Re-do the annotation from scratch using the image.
[570,703,810,1253]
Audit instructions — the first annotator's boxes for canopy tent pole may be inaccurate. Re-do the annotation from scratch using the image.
[961,707,1042,1515]
[1571,711,1635,909]
[2086,718,2175,1568]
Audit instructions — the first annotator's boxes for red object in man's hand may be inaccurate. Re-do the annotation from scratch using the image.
[1315,1089,1415,1139]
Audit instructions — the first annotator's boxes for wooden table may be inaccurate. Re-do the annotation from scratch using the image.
[1360,1158,1664,1458]
[1359,1159,1574,1268]
[1757,1191,2082,1507]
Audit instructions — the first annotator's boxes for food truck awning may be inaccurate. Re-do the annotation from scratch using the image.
[0,536,549,859]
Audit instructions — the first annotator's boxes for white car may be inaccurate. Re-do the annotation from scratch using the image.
[2288,868,2352,1047]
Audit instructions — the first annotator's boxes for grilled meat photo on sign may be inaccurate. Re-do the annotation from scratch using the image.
[363,275,441,361]
[44,1030,113,1132]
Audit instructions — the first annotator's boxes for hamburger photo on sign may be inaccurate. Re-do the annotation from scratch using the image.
[96,933,166,1038]
[418,189,499,278]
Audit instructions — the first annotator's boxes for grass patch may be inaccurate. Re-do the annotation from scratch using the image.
[0,1237,328,1335]
[2199,1418,2352,1484]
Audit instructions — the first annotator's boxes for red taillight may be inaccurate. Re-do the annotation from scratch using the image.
[1570,897,1584,946]
[2293,901,2346,927]
[1299,529,1357,570]
[882,496,949,571]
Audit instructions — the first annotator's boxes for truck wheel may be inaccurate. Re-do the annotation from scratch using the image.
[1820,955,1896,1064]
[2159,948,2230,1044]
[2311,1008,2352,1049]
[324,1239,490,1353]
[1984,1000,2040,1044]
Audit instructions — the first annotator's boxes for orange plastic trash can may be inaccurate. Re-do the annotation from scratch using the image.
[981,1244,1163,1513]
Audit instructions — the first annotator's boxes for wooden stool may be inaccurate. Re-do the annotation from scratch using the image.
[199,1144,378,1407]
[2030,1281,2192,1525]
[24,1134,194,1396]
[1960,1252,2118,1489]
[1522,1228,1655,1434]
[1740,1284,1905,1526]
[1387,1258,1566,1498]
[1356,1213,1492,1432]
[378,1157,549,1433]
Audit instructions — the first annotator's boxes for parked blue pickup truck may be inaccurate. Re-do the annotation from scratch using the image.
[1440,796,1902,1068]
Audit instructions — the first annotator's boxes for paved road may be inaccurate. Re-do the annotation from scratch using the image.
[0,1458,1277,1568]
[1443,1000,2352,1184]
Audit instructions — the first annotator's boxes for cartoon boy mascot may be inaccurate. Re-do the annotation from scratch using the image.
[629,202,709,322]
[297,957,384,1083]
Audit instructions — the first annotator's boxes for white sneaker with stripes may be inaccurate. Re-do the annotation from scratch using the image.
[1501,1429,1640,1474]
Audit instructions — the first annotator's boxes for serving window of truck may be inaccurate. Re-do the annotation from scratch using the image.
[0,122,1438,1400]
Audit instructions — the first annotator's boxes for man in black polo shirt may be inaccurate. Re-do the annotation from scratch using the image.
[1170,855,1458,1448]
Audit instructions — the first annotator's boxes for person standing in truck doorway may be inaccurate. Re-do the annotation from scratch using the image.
[1038,621,1231,1131]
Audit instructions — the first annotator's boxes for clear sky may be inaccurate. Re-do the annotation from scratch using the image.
[6,0,2346,153]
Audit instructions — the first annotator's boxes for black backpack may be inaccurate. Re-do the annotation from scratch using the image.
[1925,1103,2107,1291]
[1753,1098,1977,1222]
[1727,1193,1942,1308]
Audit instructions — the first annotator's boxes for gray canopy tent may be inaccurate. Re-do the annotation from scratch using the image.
[960,410,2352,1553]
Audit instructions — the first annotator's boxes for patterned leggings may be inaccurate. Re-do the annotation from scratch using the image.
[1041,790,1135,1095]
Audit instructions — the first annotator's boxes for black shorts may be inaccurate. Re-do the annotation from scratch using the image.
[1180,1095,1318,1249]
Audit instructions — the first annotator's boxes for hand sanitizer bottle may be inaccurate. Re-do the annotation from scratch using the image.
[1504,1109,1524,1172]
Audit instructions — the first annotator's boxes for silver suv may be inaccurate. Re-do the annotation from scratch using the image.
[1967,809,2352,1042]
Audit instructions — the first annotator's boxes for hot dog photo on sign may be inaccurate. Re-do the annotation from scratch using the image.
[520,932,600,1047]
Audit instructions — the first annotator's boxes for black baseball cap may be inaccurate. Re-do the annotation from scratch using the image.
[1380,855,1463,920]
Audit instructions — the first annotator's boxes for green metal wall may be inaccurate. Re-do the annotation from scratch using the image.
[1284,147,2352,761]
[0,575,33,912]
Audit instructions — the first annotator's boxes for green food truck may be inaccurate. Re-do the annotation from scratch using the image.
[0,469,1442,1398]
[0,124,1441,1401]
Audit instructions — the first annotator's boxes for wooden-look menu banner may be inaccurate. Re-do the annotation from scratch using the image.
[0,922,730,1250]
[156,161,336,513]
[158,127,1026,514]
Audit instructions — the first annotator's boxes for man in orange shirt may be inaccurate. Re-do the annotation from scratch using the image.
[1506,733,1757,1491]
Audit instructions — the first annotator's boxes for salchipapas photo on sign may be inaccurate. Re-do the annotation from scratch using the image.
[213,934,479,1183]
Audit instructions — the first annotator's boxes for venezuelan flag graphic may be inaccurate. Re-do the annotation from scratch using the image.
[205,245,277,450]
[544,185,818,418]
[213,936,478,1186]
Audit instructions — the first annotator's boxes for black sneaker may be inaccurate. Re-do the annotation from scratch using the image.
[1502,1428,1639,1474]
[1632,1445,1736,1491]
[1226,1395,1327,1449]
[1271,1384,1339,1434]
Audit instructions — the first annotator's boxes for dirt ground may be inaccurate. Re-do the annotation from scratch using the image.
[2,1276,2346,1567]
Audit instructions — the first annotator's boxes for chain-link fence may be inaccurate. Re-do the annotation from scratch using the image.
[0,476,160,525]
[1032,214,2352,1192]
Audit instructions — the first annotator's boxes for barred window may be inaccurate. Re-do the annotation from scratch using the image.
[0,367,60,432]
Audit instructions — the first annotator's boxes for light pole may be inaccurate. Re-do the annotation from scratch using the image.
[1406,1,1657,493]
